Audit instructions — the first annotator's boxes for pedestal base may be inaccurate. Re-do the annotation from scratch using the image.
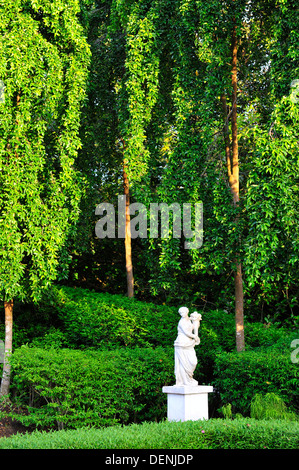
[162,385,213,422]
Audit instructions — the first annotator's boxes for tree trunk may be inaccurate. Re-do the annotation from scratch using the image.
[123,163,134,298]
[0,93,20,397]
[221,93,234,185]
[0,299,13,397]
[231,23,245,352]
[221,23,245,352]
[234,261,244,351]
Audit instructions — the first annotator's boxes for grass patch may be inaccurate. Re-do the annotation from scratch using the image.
[0,418,298,449]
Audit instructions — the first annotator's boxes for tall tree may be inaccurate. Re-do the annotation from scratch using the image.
[219,11,245,350]
[123,160,134,297]
[76,1,160,297]
[74,0,298,340]
[0,0,90,396]
[244,0,299,321]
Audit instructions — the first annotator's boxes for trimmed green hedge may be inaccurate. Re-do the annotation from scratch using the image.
[32,285,289,350]
[26,286,289,382]
[214,346,299,415]
[3,286,296,427]
[33,286,237,352]
[9,345,173,430]
[244,322,289,349]
[1,286,290,355]
[0,418,298,449]
[24,286,239,384]
[34,286,178,349]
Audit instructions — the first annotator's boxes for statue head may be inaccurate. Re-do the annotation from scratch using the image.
[178,306,189,317]
[190,311,202,321]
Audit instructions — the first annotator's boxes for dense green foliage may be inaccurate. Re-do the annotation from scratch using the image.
[0,286,296,431]
[0,418,298,449]
[250,393,298,421]
[68,0,299,323]
[0,0,298,449]
[1,285,248,385]
[0,0,90,302]
[1,285,235,350]
[214,342,299,415]
[37,286,179,349]
[8,345,173,429]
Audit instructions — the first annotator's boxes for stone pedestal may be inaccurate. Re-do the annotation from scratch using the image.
[162,385,213,422]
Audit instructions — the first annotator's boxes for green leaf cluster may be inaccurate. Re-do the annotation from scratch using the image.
[250,392,298,421]
[0,0,90,301]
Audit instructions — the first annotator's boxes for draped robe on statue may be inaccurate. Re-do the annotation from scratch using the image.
[174,317,198,386]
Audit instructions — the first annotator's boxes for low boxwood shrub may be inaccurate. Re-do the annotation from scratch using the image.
[214,348,299,416]
[9,345,174,430]
[0,418,298,449]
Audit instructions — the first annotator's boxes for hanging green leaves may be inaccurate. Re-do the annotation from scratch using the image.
[0,0,90,302]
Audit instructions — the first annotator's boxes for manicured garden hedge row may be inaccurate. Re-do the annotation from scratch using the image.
[214,344,299,416]
[3,286,289,358]
[9,345,173,430]
[33,286,237,351]
[34,286,289,349]
[9,339,298,430]
[23,286,289,381]
[19,286,238,384]
[0,418,298,449]
[1,286,290,355]
[3,286,296,428]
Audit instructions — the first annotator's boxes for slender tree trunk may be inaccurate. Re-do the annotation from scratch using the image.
[234,261,244,351]
[220,23,245,352]
[221,93,234,184]
[231,23,245,352]
[0,299,13,397]
[0,93,20,397]
[231,24,239,207]
[123,163,134,298]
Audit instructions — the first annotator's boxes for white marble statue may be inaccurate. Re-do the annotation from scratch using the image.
[174,307,201,386]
